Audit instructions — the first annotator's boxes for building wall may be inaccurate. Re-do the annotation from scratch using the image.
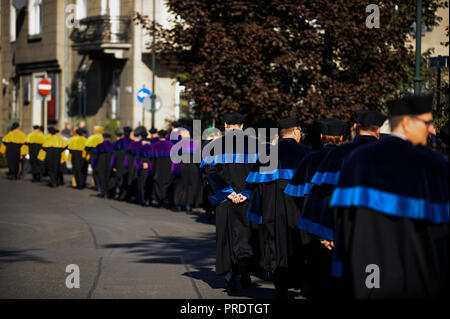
[133,0,178,131]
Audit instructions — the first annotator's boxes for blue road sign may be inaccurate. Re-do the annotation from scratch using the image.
[137,88,152,103]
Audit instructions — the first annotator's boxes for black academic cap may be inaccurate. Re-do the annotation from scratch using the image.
[123,126,132,134]
[115,131,123,137]
[11,122,19,130]
[158,129,168,138]
[355,110,387,127]
[223,112,246,125]
[134,126,148,138]
[103,133,111,139]
[48,127,56,134]
[40,126,45,132]
[33,125,40,130]
[149,128,158,134]
[277,117,301,129]
[76,128,85,135]
[388,95,433,116]
[320,118,347,136]
[171,121,181,128]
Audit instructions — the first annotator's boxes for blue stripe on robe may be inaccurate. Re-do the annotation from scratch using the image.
[200,153,259,167]
[246,169,296,183]
[330,186,449,224]
[297,217,334,241]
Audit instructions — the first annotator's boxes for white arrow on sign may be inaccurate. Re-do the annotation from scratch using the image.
[38,84,52,91]
[138,91,149,99]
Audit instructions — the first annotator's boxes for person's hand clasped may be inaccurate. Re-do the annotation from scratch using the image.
[228,193,247,204]
[227,192,237,202]
[320,240,334,251]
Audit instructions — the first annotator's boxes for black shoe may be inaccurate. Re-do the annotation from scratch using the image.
[225,275,237,291]
[240,274,252,289]
[275,289,289,299]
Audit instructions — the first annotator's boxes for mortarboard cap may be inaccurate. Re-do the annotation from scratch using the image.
[149,128,158,134]
[123,126,132,134]
[355,110,387,127]
[388,95,433,116]
[320,118,347,136]
[33,125,40,130]
[223,112,246,125]
[76,128,85,135]
[48,127,56,134]
[158,129,168,138]
[102,133,111,139]
[171,121,181,128]
[134,126,148,138]
[277,117,301,129]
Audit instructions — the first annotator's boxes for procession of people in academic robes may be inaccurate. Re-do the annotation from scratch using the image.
[1,94,448,299]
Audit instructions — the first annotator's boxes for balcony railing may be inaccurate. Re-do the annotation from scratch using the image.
[71,15,131,46]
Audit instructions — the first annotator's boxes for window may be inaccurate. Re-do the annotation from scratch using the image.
[10,1,16,41]
[28,0,42,38]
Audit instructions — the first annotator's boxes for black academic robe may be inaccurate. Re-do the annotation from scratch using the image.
[135,143,154,205]
[330,135,449,298]
[200,139,215,214]
[111,136,132,197]
[201,130,260,275]
[92,140,115,197]
[246,138,312,290]
[173,139,204,208]
[42,137,66,187]
[124,140,143,201]
[71,150,87,189]
[152,140,175,206]
[29,144,43,178]
[300,135,378,241]
[2,131,26,178]
[25,132,45,181]
[283,144,337,297]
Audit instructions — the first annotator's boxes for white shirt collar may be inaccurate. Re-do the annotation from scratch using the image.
[390,132,408,141]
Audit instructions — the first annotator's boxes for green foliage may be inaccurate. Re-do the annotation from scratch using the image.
[104,118,121,140]
[135,0,448,126]
[2,118,20,135]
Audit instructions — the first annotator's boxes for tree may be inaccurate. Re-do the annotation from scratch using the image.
[135,0,447,125]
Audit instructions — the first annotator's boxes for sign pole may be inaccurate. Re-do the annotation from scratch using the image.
[413,0,423,95]
[151,0,156,130]
[43,96,48,134]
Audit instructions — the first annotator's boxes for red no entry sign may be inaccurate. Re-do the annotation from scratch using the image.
[38,78,52,96]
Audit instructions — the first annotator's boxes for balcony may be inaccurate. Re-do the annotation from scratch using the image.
[70,15,132,59]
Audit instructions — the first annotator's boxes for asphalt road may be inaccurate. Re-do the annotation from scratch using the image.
[0,171,303,299]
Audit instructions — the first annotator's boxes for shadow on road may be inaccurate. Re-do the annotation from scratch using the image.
[101,233,284,299]
[0,249,51,264]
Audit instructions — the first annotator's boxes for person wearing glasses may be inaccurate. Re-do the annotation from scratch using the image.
[329,95,449,298]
